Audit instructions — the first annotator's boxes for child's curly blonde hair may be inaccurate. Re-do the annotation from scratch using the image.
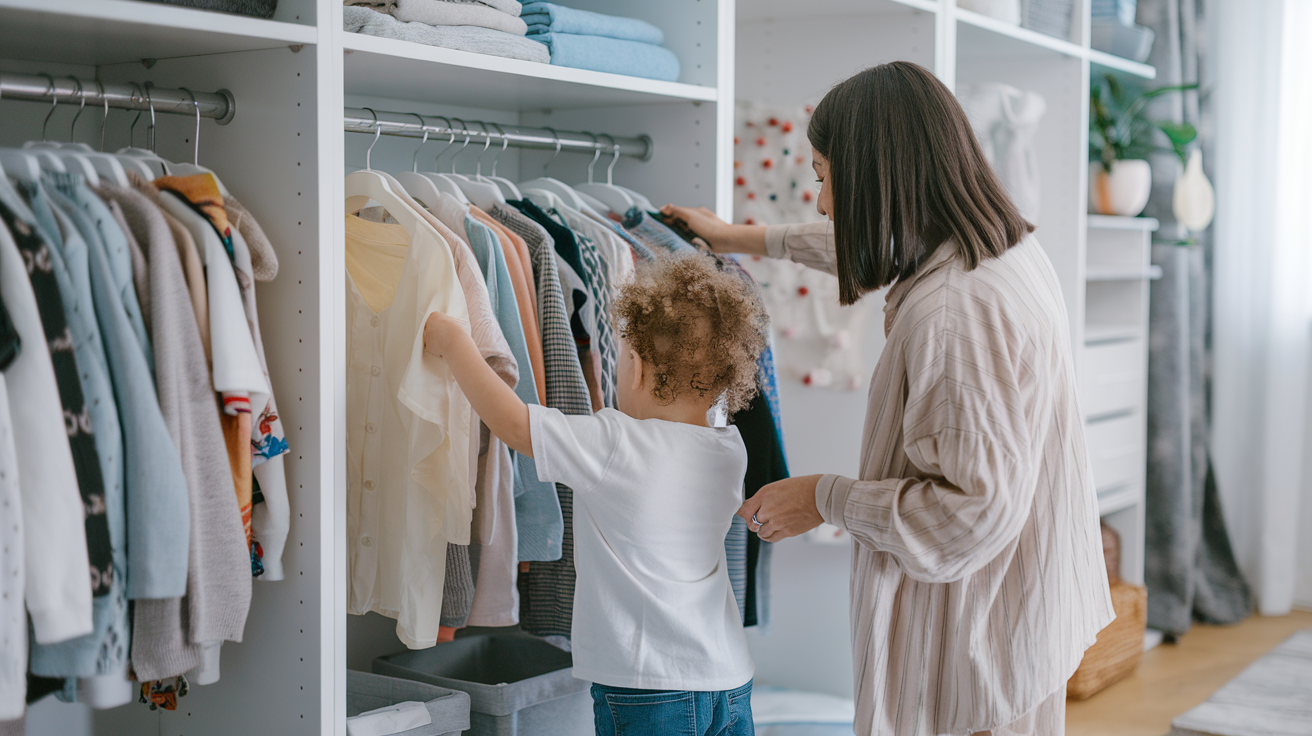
[614,253,769,414]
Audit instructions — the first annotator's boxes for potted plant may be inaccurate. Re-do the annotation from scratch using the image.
[1088,74,1199,216]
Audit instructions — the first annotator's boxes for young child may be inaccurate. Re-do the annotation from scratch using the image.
[424,252,768,736]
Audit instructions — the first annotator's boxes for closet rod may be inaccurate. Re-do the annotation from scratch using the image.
[0,72,235,125]
[344,108,653,161]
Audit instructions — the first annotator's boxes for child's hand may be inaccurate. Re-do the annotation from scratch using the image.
[423,311,464,358]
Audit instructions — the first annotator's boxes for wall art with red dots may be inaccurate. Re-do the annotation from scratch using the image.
[733,102,876,391]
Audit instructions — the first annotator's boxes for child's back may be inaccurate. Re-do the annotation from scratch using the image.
[529,405,752,690]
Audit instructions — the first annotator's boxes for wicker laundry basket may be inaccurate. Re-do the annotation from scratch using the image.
[1067,523,1147,700]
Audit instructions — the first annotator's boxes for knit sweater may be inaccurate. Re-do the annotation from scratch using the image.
[96,179,252,680]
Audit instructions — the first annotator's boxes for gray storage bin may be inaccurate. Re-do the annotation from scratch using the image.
[347,670,471,736]
[374,634,592,736]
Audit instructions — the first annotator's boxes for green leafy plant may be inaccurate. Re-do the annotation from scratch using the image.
[1089,74,1199,171]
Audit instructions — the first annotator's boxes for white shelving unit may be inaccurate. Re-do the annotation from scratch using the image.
[0,0,1160,729]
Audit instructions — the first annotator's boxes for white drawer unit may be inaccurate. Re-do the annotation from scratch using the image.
[1081,215,1158,586]
[1085,412,1146,492]
[1081,339,1147,419]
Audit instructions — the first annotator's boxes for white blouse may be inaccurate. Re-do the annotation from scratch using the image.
[0,222,93,665]
[345,213,473,649]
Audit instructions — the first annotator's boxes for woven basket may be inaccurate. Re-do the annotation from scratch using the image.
[1067,580,1147,700]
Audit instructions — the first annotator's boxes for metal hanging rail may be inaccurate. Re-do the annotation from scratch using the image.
[0,71,236,124]
[344,107,653,161]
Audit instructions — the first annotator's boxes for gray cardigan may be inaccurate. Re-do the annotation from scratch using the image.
[95,180,252,680]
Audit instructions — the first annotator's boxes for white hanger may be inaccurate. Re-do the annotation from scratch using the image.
[574,134,635,215]
[412,115,470,205]
[485,122,523,201]
[56,81,129,187]
[519,126,587,210]
[344,118,428,238]
[575,190,610,213]
[164,87,230,196]
[445,119,505,211]
[0,74,58,183]
[522,187,565,211]
[115,83,171,179]
[617,185,655,212]
[26,76,99,187]
[391,115,450,212]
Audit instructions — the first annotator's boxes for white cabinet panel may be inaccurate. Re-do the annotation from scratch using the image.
[1081,339,1146,419]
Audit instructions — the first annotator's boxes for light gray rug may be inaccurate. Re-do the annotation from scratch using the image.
[1171,630,1312,736]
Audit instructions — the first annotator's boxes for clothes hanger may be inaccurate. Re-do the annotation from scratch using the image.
[485,122,523,201]
[112,84,162,180]
[574,133,635,215]
[165,87,230,195]
[13,74,72,178]
[392,113,451,212]
[415,115,470,205]
[115,84,171,178]
[468,121,506,207]
[37,77,105,187]
[519,126,586,210]
[445,118,503,211]
[344,114,428,238]
[0,77,44,181]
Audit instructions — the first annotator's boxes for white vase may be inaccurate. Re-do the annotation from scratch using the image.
[958,0,1021,24]
[1172,149,1216,231]
[1089,159,1151,216]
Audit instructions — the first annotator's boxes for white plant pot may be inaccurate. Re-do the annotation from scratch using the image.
[1089,159,1152,216]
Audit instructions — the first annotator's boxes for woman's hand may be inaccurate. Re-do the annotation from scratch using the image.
[737,474,826,542]
[660,204,768,257]
[423,311,464,359]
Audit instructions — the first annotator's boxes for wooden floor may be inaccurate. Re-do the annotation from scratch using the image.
[1066,610,1312,736]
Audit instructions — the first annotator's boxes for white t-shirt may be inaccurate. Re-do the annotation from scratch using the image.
[528,405,755,692]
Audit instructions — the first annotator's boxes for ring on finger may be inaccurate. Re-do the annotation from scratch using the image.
[752,513,765,530]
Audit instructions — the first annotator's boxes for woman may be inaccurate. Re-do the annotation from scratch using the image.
[663,62,1113,736]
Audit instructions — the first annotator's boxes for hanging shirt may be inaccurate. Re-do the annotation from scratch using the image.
[0,372,21,721]
[528,405,754,691]
[4,182,129,706]
[0,212,92,653]
[229,223,291,579]
[488,202,590,638]
[46,175,192,602]
[345,212,473,649]
[0,199,113,600]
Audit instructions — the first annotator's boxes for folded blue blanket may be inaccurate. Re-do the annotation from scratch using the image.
[521,2,663,44]
[529,32,680,81]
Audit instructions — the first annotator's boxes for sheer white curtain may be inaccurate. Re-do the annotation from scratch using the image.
[1210,0,1312,615]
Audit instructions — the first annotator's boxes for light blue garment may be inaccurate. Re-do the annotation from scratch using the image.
[46,175,152,368]
[725,514,748,622]
[522,2,664,44]
[463,215,564,562]
[3,180,130,682]
[45,174,190,601]
[528,33,680,82]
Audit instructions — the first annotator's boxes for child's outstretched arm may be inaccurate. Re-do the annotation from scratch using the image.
[423,312,533,458]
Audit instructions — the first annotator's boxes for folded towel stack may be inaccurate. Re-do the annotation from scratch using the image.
[522,3,681,82]
[343,0,550,63]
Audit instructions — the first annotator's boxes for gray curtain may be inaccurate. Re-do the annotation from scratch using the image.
[1138,0,1251,636]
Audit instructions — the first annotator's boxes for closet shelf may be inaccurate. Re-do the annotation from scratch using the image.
[1086,266,1163,281]
[738,0,936,22]
[342,33,718,112]
[1085,325,1144,345]
[1089,49,1157,80]
[955,8,1085,60]
[0,0,316,66]
[1088,214,1161,231]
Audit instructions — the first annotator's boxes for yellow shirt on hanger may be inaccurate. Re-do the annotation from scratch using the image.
[345,212,473,649]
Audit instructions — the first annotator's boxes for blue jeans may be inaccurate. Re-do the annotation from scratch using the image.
[591,680,754,736]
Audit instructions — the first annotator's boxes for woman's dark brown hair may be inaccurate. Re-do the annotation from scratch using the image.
[808,61,1034,305]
